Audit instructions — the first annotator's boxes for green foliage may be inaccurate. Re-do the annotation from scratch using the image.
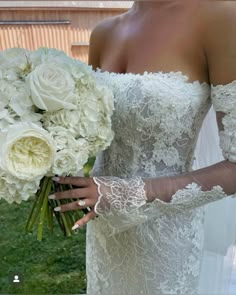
[0,199,86,294]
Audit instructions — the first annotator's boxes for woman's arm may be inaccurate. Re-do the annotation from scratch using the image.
[88,23,103,70]
[51,2,236,231]
[145,2,236,204]
[88,16,117,70]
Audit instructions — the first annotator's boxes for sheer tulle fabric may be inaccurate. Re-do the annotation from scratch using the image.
[194,106,236,294]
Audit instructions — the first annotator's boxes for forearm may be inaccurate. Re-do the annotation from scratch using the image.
[92,161,236,233]
[145,160,236,203]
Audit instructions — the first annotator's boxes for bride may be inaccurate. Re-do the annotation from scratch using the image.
[50,1,236,294]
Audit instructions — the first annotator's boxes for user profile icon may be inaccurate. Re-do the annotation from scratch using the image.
[9,272,23,286]
[13,275,20,283]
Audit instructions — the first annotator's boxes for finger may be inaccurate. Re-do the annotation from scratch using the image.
[52,176,90,187]
[54,199,94,213]
[49,188,88,200]
[72,211,97,230]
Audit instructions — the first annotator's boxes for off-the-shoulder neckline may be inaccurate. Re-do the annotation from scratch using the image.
[95,68,236,88]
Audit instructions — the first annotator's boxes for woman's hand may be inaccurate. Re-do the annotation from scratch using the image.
[48,176,99,230]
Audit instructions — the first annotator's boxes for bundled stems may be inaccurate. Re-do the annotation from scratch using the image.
[25,157,95,240]
[25,177,51,234]
[37,177,52,241]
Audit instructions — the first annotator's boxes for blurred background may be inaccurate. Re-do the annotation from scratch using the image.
[0,1,133,63]
[0,1,133,294]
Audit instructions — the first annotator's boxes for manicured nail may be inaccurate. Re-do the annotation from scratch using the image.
[52,176,60,182]
[54,207,61,212]
[72,224,80,231]
[48,194,56,200]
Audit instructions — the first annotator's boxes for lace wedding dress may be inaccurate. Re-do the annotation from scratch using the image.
[86,71,236,295]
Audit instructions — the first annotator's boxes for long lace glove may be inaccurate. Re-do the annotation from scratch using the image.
[93,176,149,231]
[93,82,236,231]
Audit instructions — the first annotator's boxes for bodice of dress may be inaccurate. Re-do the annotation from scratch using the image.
[93,71,211,179]
[86,71,212,295]
[87,72,236,295]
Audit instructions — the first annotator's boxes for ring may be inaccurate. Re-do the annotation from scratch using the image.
[78,200,86,207]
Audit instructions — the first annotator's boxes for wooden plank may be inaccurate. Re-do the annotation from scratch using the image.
[71,41,89,46]
[0,20,71,25]
[0,1,133,10]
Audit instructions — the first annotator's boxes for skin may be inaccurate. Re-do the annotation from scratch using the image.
[50,1,236,230]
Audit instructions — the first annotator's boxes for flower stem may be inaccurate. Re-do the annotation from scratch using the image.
[55,199,72,237]
[37,177,52,241]
[46,200,54,234]
[25,177,49,232]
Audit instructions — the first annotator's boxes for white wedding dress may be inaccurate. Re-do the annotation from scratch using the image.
[86,71,236,295]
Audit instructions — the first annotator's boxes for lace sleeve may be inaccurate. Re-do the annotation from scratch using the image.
[167,81,236,208]
[93,81,236,233]
[93,176,150,232]
[211,81,236,162]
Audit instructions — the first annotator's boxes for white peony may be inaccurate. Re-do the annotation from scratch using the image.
[0,122,55,180]
[27,62,77,111]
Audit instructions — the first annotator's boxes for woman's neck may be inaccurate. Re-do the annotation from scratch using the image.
[132,0,198,13]
[133,1,178,10]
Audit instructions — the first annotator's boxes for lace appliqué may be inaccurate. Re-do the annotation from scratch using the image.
[211,81,236,162]
[92,71,211,179]
[168,182,229,209]
[93,176,148,231]
[87,72,236,295]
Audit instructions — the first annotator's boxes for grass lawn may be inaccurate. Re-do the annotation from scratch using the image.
[0,199,87,294]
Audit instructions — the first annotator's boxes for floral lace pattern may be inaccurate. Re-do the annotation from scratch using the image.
[86,72,235,295]
[93,176,148,233]
[211,81,236,162]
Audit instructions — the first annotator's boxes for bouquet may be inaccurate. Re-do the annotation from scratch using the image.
[0,47,114,240]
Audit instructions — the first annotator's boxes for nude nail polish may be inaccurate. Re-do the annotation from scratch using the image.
[52,176,60,182]
[72,224,80,230]
[48,194,56,199]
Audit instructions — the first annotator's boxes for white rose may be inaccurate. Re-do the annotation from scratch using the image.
[0,122,55,180]
[27,62,77,111]
[53,149,81,176]
[48,127,77,150]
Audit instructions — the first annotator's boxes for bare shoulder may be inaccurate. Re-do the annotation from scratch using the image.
[199,1,236,85]
[90,14,121,42]
[202,1,236,31]
[88,14,124,69]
